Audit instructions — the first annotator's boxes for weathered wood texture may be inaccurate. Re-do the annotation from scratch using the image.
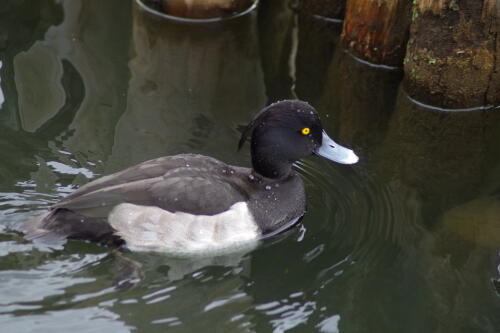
[299,0,346,19]
[144,0,254,18]
[404,0,500,108]
[341,0,411,66]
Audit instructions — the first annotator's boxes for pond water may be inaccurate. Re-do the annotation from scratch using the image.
[1,1,499,332]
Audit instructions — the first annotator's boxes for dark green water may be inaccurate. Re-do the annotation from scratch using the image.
[1,1,499,332]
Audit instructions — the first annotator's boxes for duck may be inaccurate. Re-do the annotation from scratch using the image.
[20,100,358,254]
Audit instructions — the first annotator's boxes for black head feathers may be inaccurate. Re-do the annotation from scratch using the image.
[238,100,321,151]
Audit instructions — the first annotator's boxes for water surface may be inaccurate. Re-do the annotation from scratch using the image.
[1,1,499,332]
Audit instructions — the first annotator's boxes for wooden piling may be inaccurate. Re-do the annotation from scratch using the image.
[341,0,412,66]
[404,0,500,108]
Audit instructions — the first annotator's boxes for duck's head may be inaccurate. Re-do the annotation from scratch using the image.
[239,100,359,179]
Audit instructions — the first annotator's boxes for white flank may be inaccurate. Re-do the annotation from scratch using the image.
[109,202,260,255]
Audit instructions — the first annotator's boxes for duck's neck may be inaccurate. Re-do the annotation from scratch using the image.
[251,145,293,179]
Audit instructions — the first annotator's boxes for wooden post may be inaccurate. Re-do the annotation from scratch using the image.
[404,0,500,108]
[143,0,255,19]
[341,0,412,66]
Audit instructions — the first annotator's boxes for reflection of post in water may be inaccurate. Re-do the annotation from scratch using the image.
[379,93,500,325]
[295,1,344,103]
[378,89,500,222]
[0,0,63,184]
[416,150,500,332]
[141,0,255,19]
[0,1,131,186]
[105,2,266,171]
[257,0,295,102]
[318,50,402,158]
[300,0,346,19]
[0,0,63,128]
[8,1,131,165]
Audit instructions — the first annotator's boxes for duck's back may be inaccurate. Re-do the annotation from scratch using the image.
[55,154,250,216]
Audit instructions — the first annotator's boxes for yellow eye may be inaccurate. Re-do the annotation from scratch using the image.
[301,127,310,135]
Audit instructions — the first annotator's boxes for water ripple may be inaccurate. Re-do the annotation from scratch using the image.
[296,158,422,269]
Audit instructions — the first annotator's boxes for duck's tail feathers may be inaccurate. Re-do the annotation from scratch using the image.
[19,211,68,246]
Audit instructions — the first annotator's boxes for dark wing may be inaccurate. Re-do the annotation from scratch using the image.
[53,170,249,217]
[58,154,224,205]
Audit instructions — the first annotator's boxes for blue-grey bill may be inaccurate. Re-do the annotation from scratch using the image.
[315,131,359,164]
